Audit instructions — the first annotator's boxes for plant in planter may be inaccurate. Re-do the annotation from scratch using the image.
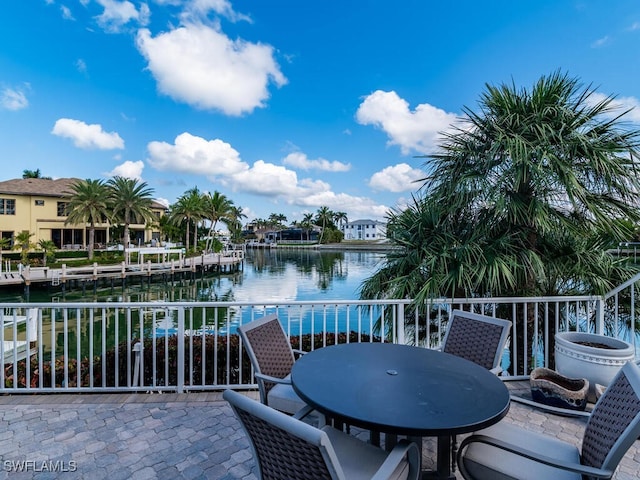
[554,331,635,402]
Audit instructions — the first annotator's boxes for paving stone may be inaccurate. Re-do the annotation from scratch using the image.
[0,387,637,479]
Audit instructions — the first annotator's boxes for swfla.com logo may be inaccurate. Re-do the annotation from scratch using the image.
[3,460,78,472]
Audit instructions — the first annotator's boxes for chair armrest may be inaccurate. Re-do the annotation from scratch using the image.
[372,440,420,480]
[457,434,614,479]
[254,372,292,385]
[292,349,306,359]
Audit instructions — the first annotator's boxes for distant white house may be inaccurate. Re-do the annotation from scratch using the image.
[341,219,387,241]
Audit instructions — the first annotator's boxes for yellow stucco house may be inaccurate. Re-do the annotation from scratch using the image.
[0,177,166,250]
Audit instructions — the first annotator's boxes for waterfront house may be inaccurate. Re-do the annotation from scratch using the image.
[0,177,166,249]
[341,219,387,241]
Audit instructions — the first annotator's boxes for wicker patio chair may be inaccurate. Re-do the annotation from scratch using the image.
[456,361,640,479]
[223,389,420,480]
[237,314,307,415]
[441,309,512,375]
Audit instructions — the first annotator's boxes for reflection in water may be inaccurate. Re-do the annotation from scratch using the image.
[0,249,384,304]
[1,250,386,359]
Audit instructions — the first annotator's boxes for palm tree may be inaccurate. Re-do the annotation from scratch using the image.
[65,179,110,260]
[22,169,51,179]
[302,213,314,241]
[106,176,155,262]
[315,206,334,244]
[227,205,247,243]
[169,187,205,252]
[361,72,640,368]
[364,71,640,302]
[14,231,34,266]
[334,211,348,233]
[37,239,57,266]
[0,236,10,273]
[203,191,233,251]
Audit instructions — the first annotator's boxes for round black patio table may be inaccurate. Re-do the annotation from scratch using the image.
[291,342,510,479]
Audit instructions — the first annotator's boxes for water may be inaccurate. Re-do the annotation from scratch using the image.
[0,249,385,304]
[1,250,387,357]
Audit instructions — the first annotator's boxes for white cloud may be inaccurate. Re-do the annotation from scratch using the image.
[586,92,640,123]
[591,36,610,48]
[76,59,88,75]
[368,163,424,193]
[183,0,251,23]
[51,118,125,150]
[95,0,149,32]
[106,160,144,180]
[356,90,459,155]
[0,86,29,111]
[61,5,74,20]
[147,132,247,176]
[146,132,389,219]
[136,23,286,116]
[283,152,351,172]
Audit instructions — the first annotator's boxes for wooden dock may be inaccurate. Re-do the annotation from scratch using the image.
[0,251,244,292]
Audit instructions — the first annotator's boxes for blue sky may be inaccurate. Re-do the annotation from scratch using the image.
[2,1,640,224]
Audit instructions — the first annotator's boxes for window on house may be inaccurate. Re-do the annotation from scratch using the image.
[57,202,69,217]
[35,200,45,206]
[0,198,16,215]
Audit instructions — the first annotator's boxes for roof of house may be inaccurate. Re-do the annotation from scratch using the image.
[345,219,386,226]
[0,177,167,209]
[0,177,76,197]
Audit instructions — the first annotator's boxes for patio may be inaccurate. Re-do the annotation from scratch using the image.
[0,383,638,479]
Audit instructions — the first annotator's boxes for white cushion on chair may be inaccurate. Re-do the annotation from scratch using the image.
[267,374,307,414]
[322,426,411,480]
[462,422,581,480]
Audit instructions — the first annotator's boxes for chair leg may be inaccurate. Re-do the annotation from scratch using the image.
[451,435,457,472]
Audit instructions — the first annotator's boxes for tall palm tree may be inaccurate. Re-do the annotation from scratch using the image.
[365,71,640,303]
[65,179,110,260]
[315,206,334,244]
[169,187,205,252]
[334,211,348,231]
[106,176,155,262]
[302,213,314,241]
[203,191,233,251]
[362,72,640,366]
[227,205,247,243]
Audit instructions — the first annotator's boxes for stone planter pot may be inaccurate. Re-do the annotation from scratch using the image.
[530,367,589,410]
[555,331,635,402]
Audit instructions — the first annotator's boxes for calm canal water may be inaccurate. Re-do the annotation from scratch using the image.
[1,249,387,359]
[0,248,385,304]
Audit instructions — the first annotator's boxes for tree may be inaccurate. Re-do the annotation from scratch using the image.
[65,179,110,260]
[22,169,51,179]
[37,239,57,266]
[361,72,640,369]
[203,191,233,251]
[0,236,10,273]
[107,176,155,262]
[334,211,348,230]
[315,206,335,244]
[227,205,247,243]
[169,187,205,253]
[14,231,35,266]
[301,213,315,241]
[364,72,640,303]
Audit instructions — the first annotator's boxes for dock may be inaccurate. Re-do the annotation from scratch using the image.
[0,250,244,293]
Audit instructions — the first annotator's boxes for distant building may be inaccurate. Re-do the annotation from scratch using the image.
[0,177,165,249]
[341,219,387,241]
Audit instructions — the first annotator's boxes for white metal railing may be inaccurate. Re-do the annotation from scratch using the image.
[1,275,639,393]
